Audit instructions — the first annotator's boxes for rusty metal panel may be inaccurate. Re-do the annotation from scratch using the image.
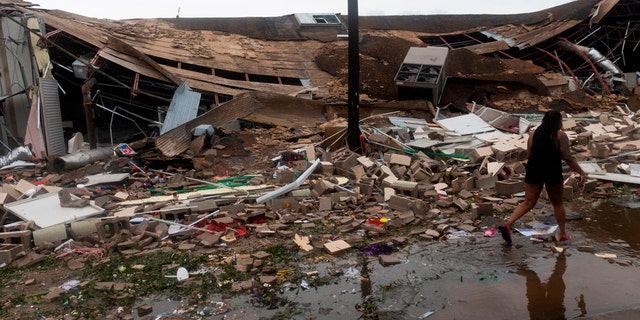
[160,82,201,135]
[40,78,66,156]
[156,92,326,156]
[481,20,581,51]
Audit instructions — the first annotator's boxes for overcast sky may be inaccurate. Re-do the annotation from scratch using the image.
[29,0,576,20]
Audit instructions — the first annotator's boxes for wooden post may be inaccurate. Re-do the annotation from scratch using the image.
[81,77,97,149]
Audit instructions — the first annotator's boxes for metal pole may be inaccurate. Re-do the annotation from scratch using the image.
[347,0,361,153]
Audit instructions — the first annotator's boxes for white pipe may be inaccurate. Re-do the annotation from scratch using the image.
[165,210,220,238]
[141,216,213,233]
[256,158,321,204]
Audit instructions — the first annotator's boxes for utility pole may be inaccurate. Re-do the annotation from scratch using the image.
[347,0,360,153]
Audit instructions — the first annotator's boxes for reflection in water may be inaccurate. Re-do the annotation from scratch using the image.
[518,254,574,320]
[570,200,640,252]
[356,253,377,318]
[576,294,587,317]
[360,253,372,298]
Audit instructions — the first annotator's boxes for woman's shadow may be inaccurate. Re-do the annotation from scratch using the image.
[517,254,584,320]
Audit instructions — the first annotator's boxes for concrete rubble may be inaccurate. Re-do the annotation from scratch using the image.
[1,101,640,272]
[0,0,639,317]
[1,102,640,319]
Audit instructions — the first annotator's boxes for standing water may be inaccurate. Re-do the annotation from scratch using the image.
[134,199,640,319]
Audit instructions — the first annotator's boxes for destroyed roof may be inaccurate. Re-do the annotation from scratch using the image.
[5,0,636,103]
[155,91,327,157]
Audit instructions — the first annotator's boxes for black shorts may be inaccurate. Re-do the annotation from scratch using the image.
[524,161,563,186]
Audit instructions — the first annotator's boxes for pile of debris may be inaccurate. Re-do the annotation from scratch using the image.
[2,100,640,316]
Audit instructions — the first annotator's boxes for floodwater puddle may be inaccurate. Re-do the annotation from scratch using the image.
[134,199,640,319]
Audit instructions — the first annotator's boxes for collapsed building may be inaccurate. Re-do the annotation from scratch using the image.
[0,0,636,157]
[0,0,639,301]
[1,1,640,317]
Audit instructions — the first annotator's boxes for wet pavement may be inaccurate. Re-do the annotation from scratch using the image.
[134,199,640,319]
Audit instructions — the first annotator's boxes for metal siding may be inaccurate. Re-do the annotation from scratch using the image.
[160,82,201,135]
[1,16,36,138]
[40,78,66,156]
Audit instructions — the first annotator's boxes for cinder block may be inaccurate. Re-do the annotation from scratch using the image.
[95,218,131,240]
[358,178,374,197]
[563,185,573,201]
[603,162,617,173]
[312,179,335,196]
[333,151,359,170]
[318,197,333,211]
[491,143,523,162]
[376,165,397,183]
[582,179,598,193]
[388,194,415,212]
[590,142,610,158]
[275,169,296,184]
[507,161,526,176]
[137,304,153,317]
[379,254,401,266]
[159,207,189,221]
[576,132,592,146]
[357,156,376,169]
[495,179,524,196]
[389,153,412,166]
[390,180,419,197]
[0,230,32,252]
[0,243,23,264]
[476,175,498,190]
[471,203,492,220]
[324,240,351,254]
[452,176,475,192]
[470,146,494,163]
[351,165,365,180]
[392,165,407,178]
[381,175,399,188]
[409,160,422,174]
[411,168,432,182]
[320,161,334,176]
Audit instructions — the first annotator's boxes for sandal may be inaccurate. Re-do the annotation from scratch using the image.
[498,223,512,243]
[556,233,571,242]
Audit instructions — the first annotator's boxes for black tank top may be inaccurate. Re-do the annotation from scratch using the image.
[525,129,563,185]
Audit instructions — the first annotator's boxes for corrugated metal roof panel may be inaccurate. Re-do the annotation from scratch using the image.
[160,82,201,135]
[40,78,66,156]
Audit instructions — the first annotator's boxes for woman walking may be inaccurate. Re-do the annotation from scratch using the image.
[499,110,586,243]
